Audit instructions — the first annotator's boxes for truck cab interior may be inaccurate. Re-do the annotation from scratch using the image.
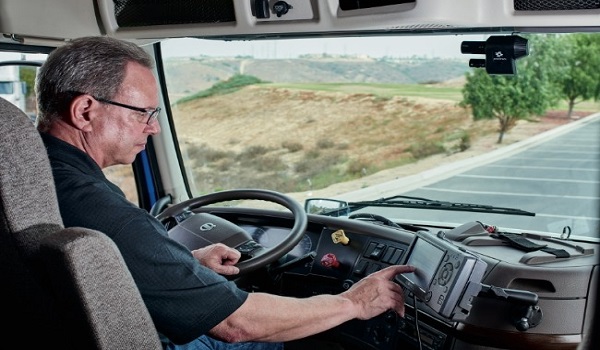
[1,1,599,349]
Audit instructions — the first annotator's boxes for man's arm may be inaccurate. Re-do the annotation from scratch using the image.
[209,264,415,343]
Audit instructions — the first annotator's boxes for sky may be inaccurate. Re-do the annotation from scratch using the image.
[160,34,488,60]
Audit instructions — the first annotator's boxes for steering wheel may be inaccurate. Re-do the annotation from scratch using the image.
[155,189,308,275]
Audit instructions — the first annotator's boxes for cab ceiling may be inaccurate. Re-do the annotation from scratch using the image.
[0,0,599,47]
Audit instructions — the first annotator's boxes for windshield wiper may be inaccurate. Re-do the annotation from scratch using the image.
[345,195,535,216]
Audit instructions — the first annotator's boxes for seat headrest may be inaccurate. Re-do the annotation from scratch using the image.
[0,97,63,233]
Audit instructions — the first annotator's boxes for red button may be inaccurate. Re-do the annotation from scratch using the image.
[320,253,340,268]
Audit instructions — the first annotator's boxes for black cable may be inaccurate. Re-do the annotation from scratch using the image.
[348,212,402,228]
[413,295,423,350]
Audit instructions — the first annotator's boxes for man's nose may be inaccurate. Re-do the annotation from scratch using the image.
[146,118,161,135]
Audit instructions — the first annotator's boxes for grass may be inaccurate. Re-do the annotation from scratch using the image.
[266,82,464,102]
[176,74,266,104]
[555,99,600,112]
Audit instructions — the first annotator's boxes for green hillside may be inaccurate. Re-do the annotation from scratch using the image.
[163,56,470,101]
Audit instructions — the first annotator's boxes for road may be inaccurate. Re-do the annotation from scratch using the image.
[341,114,600,238]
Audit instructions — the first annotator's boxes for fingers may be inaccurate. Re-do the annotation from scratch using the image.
[215,244,241,265]
[373,264,416,280]
[370,275,407,317]
[213,264,240,276]
[388,282,408,317]
[343,264,417,319]
[377,265,415,317]
[191,243,242,275]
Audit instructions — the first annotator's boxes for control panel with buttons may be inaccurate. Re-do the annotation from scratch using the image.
[312,227,408,284]
[252,0,316,22]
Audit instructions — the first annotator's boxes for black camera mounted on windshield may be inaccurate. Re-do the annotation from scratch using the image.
[461,35,529,75]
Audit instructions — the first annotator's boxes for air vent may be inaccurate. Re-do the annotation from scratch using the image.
[113,0,236,27]
[514,0,600,11]
[339,0,415,11]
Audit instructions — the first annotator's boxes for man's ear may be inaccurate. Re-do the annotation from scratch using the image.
[69,94,97,132]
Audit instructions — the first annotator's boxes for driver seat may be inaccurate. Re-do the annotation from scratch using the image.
[0,97,162,349]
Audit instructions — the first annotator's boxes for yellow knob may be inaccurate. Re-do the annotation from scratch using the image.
[331,229,350,245]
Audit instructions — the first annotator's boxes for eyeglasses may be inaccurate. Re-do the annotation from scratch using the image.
[93,95,161,125]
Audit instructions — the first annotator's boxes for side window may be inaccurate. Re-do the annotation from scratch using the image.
[0,53,46,120]
[104,165,139,205]
[0,64,36,119]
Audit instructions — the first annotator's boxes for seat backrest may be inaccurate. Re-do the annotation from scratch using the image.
[0,97,162,349]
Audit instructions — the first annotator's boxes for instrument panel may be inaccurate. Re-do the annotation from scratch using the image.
[205,208,598,350]
[241,224,314,260]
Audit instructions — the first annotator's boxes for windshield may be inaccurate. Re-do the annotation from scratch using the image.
[161,34,600,239]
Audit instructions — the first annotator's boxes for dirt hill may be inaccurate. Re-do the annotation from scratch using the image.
[171,85,580,197]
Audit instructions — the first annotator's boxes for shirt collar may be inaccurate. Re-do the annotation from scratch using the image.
[40,132,105,177]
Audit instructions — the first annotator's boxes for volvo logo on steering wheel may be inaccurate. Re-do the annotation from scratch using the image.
[199,223,217,231]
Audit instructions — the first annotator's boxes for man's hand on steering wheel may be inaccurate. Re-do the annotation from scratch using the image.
[192,243,241,275]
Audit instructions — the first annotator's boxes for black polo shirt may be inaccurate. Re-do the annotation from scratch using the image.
[41,133,248,345]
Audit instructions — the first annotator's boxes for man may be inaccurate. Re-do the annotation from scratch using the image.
[36,36,415,349]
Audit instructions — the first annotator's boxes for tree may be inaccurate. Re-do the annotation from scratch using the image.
[460,35,559,143]
[553,34,600,118]
[19,66,37,98]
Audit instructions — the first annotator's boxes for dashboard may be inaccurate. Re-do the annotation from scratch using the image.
[187,207,598,350]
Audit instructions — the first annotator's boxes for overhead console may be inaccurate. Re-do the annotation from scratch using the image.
[113,0,237,27]
[253,0,416,21]
[253,0,317,21]
[87,0,600,42]
[2,0,600,46]
[339,0,415,10]
[109,0,600,28]
[252,0,417,21]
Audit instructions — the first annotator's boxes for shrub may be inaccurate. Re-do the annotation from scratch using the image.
[282,141,303,152]
[408,141,445,159]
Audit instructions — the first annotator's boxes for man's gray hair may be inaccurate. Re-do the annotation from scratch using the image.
[36,36,154,131]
